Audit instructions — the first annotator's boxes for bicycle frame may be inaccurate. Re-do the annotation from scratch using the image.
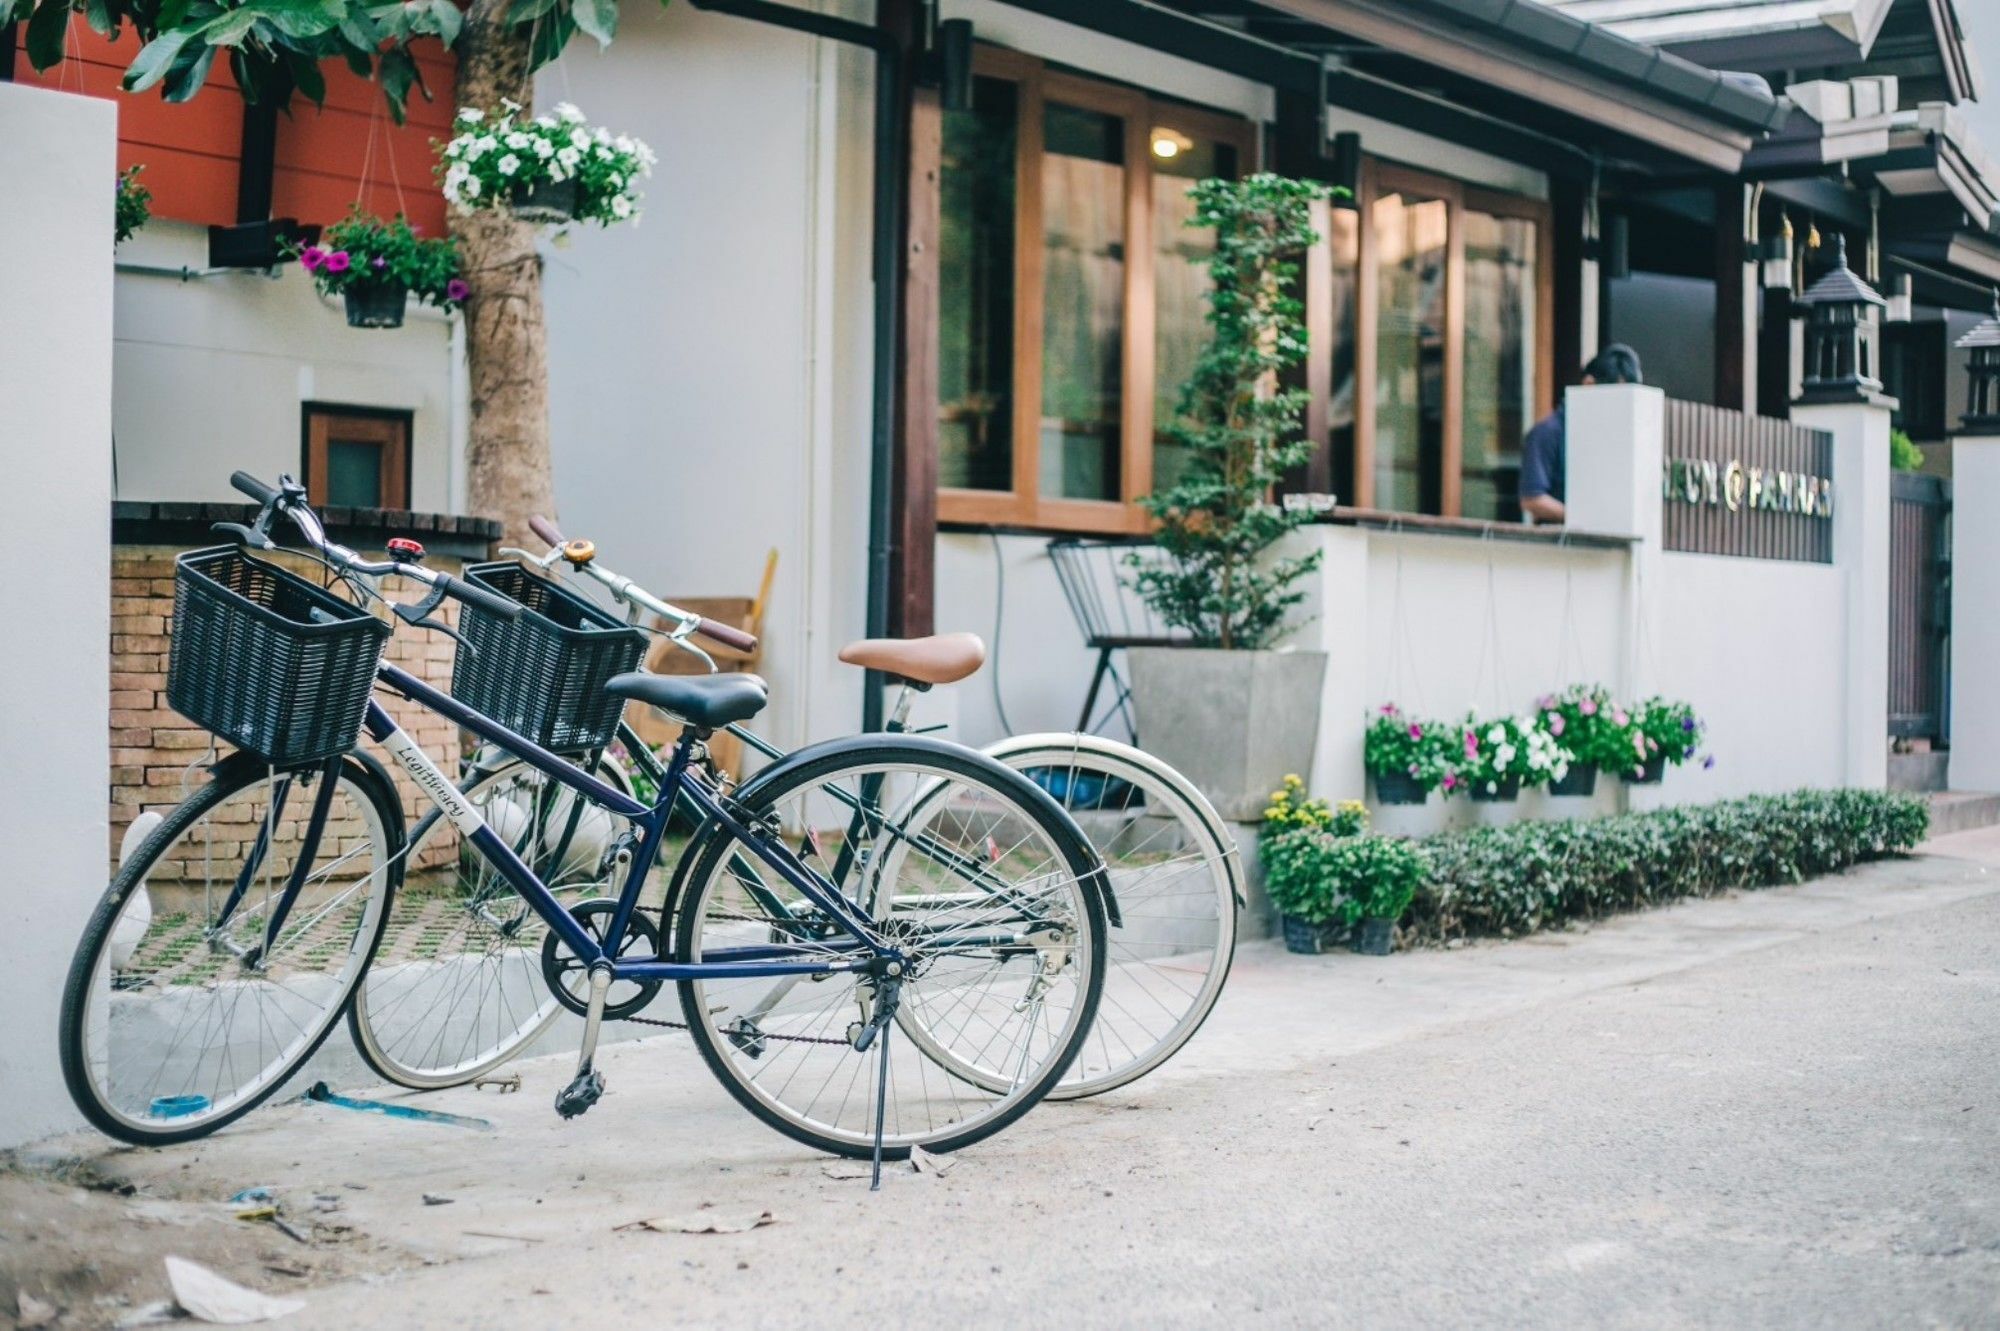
[365,661,890,984]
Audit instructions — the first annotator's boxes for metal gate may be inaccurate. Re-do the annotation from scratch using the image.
[1889,472,1952,741]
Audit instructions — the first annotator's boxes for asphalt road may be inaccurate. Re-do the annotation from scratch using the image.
[17,834,2000,1329]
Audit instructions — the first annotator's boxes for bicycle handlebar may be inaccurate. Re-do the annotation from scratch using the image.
[525,514,759,655]
[225,471,523,623]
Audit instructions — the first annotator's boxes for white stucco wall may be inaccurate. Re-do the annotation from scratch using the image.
[541,0,875,755]
[0,82,115,1148]
[111,221,457,508]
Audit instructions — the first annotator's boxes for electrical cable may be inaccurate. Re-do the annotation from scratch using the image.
[988,529,1017,736]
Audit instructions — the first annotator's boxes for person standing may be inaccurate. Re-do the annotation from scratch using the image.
[1519,343,1644,525]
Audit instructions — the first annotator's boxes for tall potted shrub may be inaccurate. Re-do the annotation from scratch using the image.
[1126,174,1332,819]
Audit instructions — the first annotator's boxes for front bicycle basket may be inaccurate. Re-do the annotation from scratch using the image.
[167,545,392,767]
[451,561,646,752]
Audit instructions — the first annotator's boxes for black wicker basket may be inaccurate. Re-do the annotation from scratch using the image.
[451,561,646,752]
[166,546,392,767]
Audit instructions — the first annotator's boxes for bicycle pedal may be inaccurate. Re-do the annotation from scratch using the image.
[723,1017,768,1060]
[554,1069,605,1120]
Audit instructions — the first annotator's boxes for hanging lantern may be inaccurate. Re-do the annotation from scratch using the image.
[1885,271,1914,324]
[1761,214,1794,290]
[1795,234,1888,404]
[1955,290,2000,432]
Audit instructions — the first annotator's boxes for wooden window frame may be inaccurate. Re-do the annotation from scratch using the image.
[1349,161,1554,515]
[300,403,413,510]
[935,47,1255,534]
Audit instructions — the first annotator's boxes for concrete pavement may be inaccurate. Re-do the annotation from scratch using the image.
[9,828,2000,1328]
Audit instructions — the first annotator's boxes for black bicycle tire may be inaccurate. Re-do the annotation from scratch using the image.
[58,753,400,1145]
[671,735,1109,1159]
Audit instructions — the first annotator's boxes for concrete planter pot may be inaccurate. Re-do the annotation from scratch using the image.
[1126,647,1328,822]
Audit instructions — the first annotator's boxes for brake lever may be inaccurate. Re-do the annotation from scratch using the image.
[667,623,719,674]
[392,582,480,656]
[498,545,563,571]
[212,521,277,551]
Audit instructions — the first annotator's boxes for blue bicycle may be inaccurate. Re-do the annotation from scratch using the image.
[60,473,1110,1169]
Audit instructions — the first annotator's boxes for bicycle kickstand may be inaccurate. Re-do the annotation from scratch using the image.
[861,972,902,1191]
[556,965,612,1120]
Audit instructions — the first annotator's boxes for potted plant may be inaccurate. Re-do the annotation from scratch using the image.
[1259,778,1365,953]
[1124,174,1335,819]
[294,208,465,330]
[1458,713,1570,802]
[115,164,150,245]
[1542,684,1616,797]
[1625,697,1705,784]
[1336,836,1429,956]
[440,101,654,229]
[1364,704,1453,805]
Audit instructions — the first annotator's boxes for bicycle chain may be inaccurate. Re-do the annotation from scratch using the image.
[616,1012,856,1047]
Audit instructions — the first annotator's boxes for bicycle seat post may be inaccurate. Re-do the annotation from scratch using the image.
[885,679,927,734]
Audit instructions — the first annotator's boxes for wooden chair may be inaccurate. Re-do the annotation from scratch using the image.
[623,548,778,777]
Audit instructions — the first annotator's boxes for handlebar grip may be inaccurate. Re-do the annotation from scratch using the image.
[528,514,565,547]
[436,571,524,622]
[695,618,758,653]
[231,471,280,505]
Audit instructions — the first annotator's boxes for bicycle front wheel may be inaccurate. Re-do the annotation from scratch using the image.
[673,736,1108,1159]
[59,753,397,1144]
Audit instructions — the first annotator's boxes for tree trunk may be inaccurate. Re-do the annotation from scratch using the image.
[450,0,555,548]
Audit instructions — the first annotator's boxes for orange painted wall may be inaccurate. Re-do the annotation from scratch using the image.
[18,25,453,236]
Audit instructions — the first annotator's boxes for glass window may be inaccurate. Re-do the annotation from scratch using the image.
[1324,208,1361,502]
[1373,189,1450,515]
[937,76,1019,492]
[1461,210,1537,521]
[327,439,386,508]
[1039,101,1127,504]
[1150,132,1235,492]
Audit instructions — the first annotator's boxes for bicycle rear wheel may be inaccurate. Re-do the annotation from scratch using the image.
[673,736,1107,1158]
[982,734,1239,1098]
[59,753,397,1144]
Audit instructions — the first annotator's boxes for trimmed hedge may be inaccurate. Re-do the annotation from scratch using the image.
[1404,788,1930,946]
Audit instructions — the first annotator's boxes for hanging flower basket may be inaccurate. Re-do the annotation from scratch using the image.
[1351,917,1395,956]
[1468,774,1522,803]
[294,207,466,331]
[343,282,409,329]
[442,102,653,230]
[1626,757,1667,785]
[509,176,579,225]
[1372,770,1428,805]
[1548,761,1599,797]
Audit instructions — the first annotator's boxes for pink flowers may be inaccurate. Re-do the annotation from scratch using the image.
[1408,724,1423,741]
[1441,773,1459,793]
[1463,731,1479,760]
[1579,698,1598,717]
[325,250,352,274]
[446,278,470,303]
[299,246,328,272]
[1612,709,1629,727]
[1546,711,1566,737]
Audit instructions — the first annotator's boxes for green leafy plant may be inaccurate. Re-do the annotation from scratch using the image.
[115,164,150,245]
[1456,713,1571,795]
[1890,428,1925,473]
[1263,829,1430,928]
[1363,704,1457,792]
[1260,774,1366,838]
[1628,696,1704,776]
[291,208,465,307]
[440,101,653,227]
[1404,788,1927,945]
[1537,684,1627,770]
[1127,174,1338,649]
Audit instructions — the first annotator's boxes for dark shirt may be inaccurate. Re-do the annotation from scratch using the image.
[1519,404,1565,505]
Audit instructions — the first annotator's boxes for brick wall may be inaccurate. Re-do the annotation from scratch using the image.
[110,543,470,876]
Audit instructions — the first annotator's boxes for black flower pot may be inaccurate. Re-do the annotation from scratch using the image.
[1280,914,1334,955]
[343,282,408,329]
[1548,762,1599,797]
[1626,757,1667,785]
[510,176,579,224]
[1469,774,1521,803]
[1372,770,1428,806]
[1352,917,1395,956]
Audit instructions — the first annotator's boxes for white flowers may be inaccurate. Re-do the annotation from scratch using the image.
[436,102,653,229]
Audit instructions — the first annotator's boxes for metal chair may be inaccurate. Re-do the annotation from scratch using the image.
[1045,536,1192,740]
